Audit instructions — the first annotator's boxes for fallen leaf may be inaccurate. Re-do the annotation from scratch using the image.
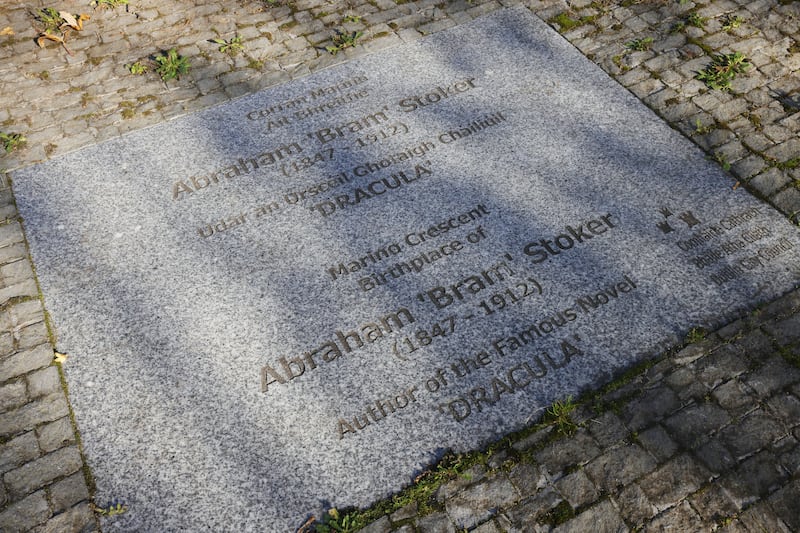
[36,31,73,55]
[36,32,64,47]
[58,12,90,31]
[54,351,68,364]
[0,27,13,36]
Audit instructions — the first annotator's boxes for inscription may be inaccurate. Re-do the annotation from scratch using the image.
[523,213,618,263]
[398,78,477,112]
[326,204,489,281]
[261,307,415,393]
[310,162,433,218]
[172,143,302,201]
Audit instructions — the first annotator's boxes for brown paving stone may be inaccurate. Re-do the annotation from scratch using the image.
[640,455,710,512]
[585,444,658,494]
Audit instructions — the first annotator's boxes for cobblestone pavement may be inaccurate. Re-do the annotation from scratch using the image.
[0,0,798,531]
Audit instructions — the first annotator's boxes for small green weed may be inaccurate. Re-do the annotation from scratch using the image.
[768,157,800,170]
[247,58,264,69]
[693,118,715,135]
[154,48,190,82]
[687,12,707,28]
[696,52,750,91]
[314,508,358,533]
[213,35,244,56]
[35,7,65,33]
[90,499,128,516]
[625,37,654,51]
[127,61,147,75]
[91,0,129,8]
[670,21,686,33]
[0,132,26,154]
[550,12,580,31]
[326,29,362,54]
[544,396,578,436]
[710,152,731,171]
[342,14,362,23]
[721,14,745,32]
[686,327,707,343]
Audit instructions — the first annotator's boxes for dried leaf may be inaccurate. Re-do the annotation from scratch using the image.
[0,27,14,36]
[36,32,64,48]
[54,351,68,364]
[58,11,89,31]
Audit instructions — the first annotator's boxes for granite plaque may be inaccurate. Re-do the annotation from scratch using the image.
[11,7,800,531]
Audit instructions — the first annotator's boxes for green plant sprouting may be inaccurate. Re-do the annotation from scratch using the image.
[90,499,128,516]
[154,48,190,82]
[1,132,26,154]
[686,327,707,343]
[625,37,654,51]
[544,396,578,436]
[127,61,148,75]
[696,52,750,91]
[91,0,129,8]
[213,35,244,56]
[721,14,745,32]
[326,29,362,54]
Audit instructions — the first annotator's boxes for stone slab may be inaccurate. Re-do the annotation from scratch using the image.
[10,7,800,531]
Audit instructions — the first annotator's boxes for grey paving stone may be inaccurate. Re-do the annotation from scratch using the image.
[4,445,83,499]
[507,462,548,497]
[765,393,800,427]
[0,345,54,384]
[552,499,626,533]
[640,455,710,511]
[31,503,96,533]
[0,279,38,308]
[615,482,655,527]
[744,357,800,398]
[621,386,681,431]
[0,222,24,249]
[16,322,52,351]
[637,424,679,462]
[26,366,62,399]
[416,511,456,533]
[712,379,758,417]
[535,432,602,475]
[662,402,731,450]
[37,416,76,454]
[445,474,518,529]
[721,409,785,460]
[687,482,739,524]
[554,469,598,509]
[763,313,800,346]
[587,412,628,448]
[696,344,749,388]
[767,478,800,531]
[49,470,90,513]
[0,379,28,413]
[0,489,50,531]
[721,450,787,507]
[642,500,702,532]
[360,515,391,533]
[585,443,658,494]
[500,488,563,531]
[390,501,417,522]
[749,168,792,197]
[437,465,487,502]
[737,499,793,532]
[0,431,40,475]
[694,437,737,475]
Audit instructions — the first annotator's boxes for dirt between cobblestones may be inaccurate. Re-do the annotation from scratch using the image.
[1,0,799,531]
